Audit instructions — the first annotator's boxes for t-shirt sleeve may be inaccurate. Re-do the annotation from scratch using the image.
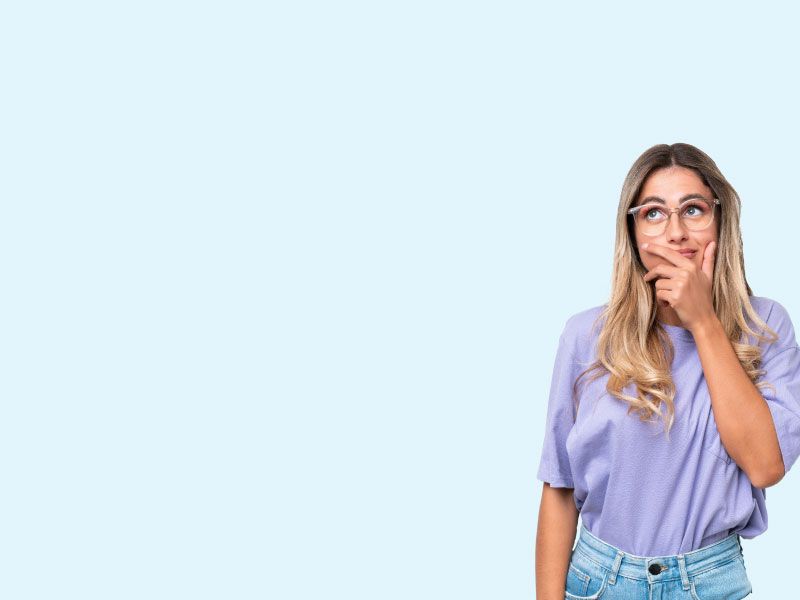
[759,300,800,475]
[536,318,580,488]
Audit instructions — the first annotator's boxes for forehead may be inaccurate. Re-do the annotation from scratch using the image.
[639,166,712,200]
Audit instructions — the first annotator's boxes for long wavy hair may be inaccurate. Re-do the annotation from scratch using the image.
[573,143,778,439]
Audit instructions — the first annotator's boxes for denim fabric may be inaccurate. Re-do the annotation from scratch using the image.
[565,524,752,600]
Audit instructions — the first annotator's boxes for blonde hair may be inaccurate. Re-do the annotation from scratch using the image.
[574,143,778,439]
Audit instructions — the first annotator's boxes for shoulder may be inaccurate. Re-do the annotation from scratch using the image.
[560,304,607,353]
[748,295,798,350]
[749,295,779,320]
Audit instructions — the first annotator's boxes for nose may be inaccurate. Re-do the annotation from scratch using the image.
[665,211,688,244]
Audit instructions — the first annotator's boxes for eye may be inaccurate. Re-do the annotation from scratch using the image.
[682,201,708,218]
[643,206,665,221]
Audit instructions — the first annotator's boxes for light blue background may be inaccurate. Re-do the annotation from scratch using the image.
[2,1,797,598]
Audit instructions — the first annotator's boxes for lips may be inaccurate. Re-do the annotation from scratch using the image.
[678,250,696,258]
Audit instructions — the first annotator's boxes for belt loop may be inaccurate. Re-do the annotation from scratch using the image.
[677,554,690,591]
[607,551,624,585]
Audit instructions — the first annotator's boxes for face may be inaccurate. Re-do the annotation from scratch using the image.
[632,166,719,272]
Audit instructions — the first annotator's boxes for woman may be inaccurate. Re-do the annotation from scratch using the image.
[534,143,800,599]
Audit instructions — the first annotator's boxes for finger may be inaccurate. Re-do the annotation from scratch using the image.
[643,264,682,282]
[654,278,674,291]
[656,288,672,307]
[640,242,694,268]
[702,241,716,280]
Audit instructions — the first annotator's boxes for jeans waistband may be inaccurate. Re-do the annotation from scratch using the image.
[574,524,743,584]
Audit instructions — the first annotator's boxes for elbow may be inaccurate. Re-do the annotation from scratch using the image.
[750,462,786,488]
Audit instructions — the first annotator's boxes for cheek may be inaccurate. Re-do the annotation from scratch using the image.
[640,256,657,272]
[632,235,655,271]
[632,233,647,261]
[692,232,718,249]
[634,245,653,271]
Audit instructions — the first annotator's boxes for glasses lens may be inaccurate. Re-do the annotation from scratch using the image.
[681,200,714,230]
[634,200,714,235]
[635,203,667,236]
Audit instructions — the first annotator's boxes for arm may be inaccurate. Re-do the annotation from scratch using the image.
[639,241,785,488]
[693,317,785,488]
[535,482,579,600]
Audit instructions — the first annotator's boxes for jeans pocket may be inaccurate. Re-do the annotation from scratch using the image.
[565,551,609,600]
[689,556,752,600]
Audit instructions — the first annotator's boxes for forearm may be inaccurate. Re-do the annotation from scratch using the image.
[692,316,784,487]
[536,483,579,600]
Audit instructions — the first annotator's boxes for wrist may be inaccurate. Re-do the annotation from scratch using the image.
[690,313,723,339]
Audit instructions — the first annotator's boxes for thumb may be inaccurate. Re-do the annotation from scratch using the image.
[702,241,716,280]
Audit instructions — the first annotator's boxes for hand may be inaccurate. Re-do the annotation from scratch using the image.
[641,240,717,332]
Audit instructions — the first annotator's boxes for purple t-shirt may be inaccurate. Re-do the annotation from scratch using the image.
[536,295,800,556]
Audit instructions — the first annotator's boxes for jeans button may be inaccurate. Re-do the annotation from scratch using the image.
[648,563,663,575]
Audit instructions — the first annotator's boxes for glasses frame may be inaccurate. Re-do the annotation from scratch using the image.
[627,197,721,237]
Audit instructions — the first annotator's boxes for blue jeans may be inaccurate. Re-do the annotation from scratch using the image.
[565,524,752,599]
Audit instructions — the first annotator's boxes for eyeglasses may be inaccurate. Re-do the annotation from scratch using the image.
[627,197,720,237]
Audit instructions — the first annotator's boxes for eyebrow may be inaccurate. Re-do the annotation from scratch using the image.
[636,193,710,206]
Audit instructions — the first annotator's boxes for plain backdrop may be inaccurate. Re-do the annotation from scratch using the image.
[1,1,798,598]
